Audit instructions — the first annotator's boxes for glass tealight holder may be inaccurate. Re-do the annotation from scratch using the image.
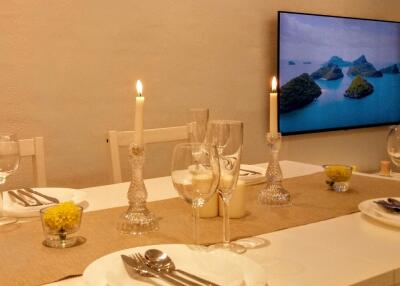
[323,164,353,192]
[40,203,85,248]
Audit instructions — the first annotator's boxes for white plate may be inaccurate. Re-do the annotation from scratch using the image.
[2,188,87,217]
[83,244,268,286]
[358,197,400,227]
[240,164,266,185]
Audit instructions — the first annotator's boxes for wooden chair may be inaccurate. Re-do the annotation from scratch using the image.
[19,137,47,187]
[108,126,188,183]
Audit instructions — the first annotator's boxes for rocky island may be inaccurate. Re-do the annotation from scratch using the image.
[344,75,374,99]
[380,64,399,74]
[323,56,351,67]
[311,63,343,80]
[347,55,383,77]
[280,73,322,113]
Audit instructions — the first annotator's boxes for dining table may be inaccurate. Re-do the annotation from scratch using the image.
[2,160,400,286]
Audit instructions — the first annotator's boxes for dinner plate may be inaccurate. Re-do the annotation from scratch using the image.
[358,197,400,227]
[2,188,87,217]
[240,164,266,185]
[83,244,268,286]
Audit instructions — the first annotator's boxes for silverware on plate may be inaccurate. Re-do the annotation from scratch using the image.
[8,191,31,207]
[17,189,47,206]
[24,188,60,203]
[145,248,220,286]
[374,199,400,213]
[121,254,186,286]
[388,197,400,206]
[240,168,262,175]
[138,252,202,286]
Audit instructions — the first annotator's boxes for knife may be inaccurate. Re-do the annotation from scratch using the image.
[8,191,31,207]
[240,168,262,175]
[24,188,60,203]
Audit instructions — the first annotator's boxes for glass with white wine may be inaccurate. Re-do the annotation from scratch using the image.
[0,134,20,226]
[171,143,220,244]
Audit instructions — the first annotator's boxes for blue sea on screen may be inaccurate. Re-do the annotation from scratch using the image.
[279,60,400,133]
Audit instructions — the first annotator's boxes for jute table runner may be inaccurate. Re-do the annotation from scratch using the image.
[1,172,400,286]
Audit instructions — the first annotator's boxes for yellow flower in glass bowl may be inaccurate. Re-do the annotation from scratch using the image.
[40,202,84,248]
[323,164,353,192]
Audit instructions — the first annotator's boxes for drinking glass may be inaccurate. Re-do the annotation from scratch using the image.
[0,134,20,226]
[205,120,245,253]
[171,143,220,244]
[187,108,209,143]
[387,125,400,167]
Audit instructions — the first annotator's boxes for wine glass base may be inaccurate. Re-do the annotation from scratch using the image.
[258,184,291,206]
[209,242,247,254]
[0,217,17,226]
[117,207,159,235]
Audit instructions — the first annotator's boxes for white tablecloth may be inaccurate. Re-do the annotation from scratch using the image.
[45,161,400,286]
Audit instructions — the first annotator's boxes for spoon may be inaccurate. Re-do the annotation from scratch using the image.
[145,249,221,286]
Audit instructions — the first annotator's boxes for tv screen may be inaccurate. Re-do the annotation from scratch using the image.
[278,11,400,135]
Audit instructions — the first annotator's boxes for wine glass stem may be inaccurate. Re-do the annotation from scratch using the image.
[192,204,200,245]
[221,194,231,247]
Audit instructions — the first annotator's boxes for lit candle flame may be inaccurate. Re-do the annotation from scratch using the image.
[271,76,277,92]
[136,80,143,96]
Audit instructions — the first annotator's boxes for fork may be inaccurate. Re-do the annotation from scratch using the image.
[132,253,186,286]
[17,189,50,206]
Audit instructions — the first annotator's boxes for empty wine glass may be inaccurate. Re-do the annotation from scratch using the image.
[205,120,245,253]
[387,125,400,167]
[187,108,209,143]
[0,134,20,226]
[171,143,219,244]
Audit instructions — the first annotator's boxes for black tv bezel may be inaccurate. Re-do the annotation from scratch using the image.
[277,11,400,136]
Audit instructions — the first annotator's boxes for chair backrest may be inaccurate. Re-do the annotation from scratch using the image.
[19,137,47,187]
[108,126,188,183]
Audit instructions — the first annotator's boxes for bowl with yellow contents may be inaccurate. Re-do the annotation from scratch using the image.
[323,164,353,192]
[40,202,84,248]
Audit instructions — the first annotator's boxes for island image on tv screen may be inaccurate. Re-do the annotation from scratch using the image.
[278,12,400,135]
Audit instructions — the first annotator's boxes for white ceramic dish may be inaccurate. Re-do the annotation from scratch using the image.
[83,244,268,286]
[358,197,400,227]
[2,188,87,217]
[240,164,266,185]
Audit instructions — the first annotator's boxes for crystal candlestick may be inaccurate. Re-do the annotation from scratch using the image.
[117,144,158,234]
[258,132,291,205]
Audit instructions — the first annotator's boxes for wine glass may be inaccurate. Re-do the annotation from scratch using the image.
[0,134,20,226]
[205,120,245,253]
[171,143,220,244]
[387,125,400,167]
[187,108,209,143]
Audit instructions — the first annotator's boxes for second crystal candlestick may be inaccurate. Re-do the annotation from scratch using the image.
[117,144,158,234]
[258,132,291,205]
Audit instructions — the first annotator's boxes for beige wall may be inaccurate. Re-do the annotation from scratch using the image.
[1,0,398,189]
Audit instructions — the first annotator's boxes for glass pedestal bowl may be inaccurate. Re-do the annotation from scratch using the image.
[323,164,353,192]
[40,203,85,248]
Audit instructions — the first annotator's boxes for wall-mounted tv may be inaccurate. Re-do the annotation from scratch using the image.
[278,11,400,135]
